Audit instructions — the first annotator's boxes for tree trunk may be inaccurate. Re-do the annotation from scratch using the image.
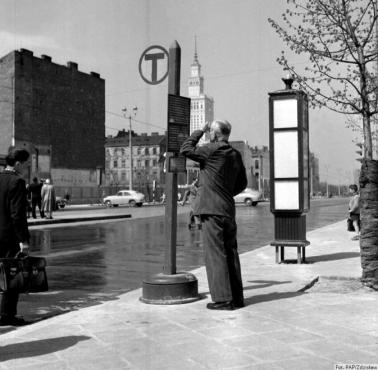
[359,158,378,289]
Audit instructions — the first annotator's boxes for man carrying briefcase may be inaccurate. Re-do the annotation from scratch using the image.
[0,147,31,326]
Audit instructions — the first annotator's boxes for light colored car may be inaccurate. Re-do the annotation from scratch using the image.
[234,188,262,206]
[103,190,145,207]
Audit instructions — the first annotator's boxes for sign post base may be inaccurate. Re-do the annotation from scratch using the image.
[140,272,200,305]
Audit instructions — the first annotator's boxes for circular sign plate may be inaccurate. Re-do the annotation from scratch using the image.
[139,45,169,85]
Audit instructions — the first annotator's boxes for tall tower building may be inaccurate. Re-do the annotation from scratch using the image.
[185,38,214,182]
[187,37,214,141]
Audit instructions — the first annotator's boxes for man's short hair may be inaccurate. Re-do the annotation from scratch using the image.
[5,146,30,166]
[349,184,358,192]
[213,119,231,138]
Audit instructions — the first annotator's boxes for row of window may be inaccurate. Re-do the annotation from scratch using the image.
[106,171,159,182]
[191,101,203,110]
[109,159,158,169]
[106,146,160,156]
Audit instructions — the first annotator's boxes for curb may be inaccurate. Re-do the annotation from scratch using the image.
[28,214,132,226]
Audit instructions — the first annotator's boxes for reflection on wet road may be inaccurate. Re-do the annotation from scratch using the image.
[19,199,348,322]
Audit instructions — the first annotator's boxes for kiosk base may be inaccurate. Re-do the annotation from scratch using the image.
[271,240,310,264]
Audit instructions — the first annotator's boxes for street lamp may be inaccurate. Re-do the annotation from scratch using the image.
[122,106,138,190]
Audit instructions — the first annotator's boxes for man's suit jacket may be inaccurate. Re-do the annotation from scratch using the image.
[180,130,247,218]
[0,170,30,255]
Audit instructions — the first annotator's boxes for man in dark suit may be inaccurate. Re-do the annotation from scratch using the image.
[28,177,44,219]
[180,120,247,310]
[0,147,30,325]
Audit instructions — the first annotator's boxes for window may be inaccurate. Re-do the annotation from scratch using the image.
[255,159,259,169]
[145,148,149,155]
[121,160,126,168]
[152,147,157,155]
[113,160,118,168]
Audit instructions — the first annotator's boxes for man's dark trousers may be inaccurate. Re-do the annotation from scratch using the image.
[31,198,43,218]
[201,215,244,305]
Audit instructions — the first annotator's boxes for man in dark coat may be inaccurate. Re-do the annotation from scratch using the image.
[0,147,30,325]
[28,177,44,219]
[180,119,247,310]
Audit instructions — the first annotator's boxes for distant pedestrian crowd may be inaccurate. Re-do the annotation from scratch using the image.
[26,177,56,220]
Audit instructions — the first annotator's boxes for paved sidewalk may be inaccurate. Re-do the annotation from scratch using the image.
[1,221,377,369]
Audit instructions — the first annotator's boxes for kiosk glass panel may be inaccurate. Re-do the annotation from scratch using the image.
[274,131,299,178]
[275,181,299,210]
[273,99,298,128]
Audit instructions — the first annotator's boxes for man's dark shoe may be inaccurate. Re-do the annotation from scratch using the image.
[233,301,244,308]
[206,301,234,310]
[0,316,28,326]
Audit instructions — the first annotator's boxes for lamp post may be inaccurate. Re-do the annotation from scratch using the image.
[122,106,138,190]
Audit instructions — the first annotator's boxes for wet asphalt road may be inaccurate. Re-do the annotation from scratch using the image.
[13,198,349,325]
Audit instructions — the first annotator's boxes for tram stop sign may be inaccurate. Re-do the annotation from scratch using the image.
[167,94,190,153]
[139,45,169,85]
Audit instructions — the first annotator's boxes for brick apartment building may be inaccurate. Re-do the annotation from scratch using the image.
[0,48,105,202]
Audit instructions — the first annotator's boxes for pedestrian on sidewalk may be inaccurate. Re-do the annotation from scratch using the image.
[180,119,247,311]
[41,178,56,219]
[28,177,44,218]
[180,178,201,230]
[348,184,360,241]
[0,147,31,326]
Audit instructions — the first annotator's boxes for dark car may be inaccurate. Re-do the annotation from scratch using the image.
[54,196,67,210]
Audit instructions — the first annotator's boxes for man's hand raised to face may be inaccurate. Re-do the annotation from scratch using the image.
[201,121,211,133]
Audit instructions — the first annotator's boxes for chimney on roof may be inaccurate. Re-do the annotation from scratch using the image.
[151,132,159,136]
[20,48,33,57]
[41,54,52,62]
[67,61,78,70]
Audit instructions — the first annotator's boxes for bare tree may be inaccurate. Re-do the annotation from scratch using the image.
[269,0,378,289]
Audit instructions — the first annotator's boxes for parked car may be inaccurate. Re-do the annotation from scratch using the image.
[54,196,67,210]
[234,188,262,206]
[103,190,145,207]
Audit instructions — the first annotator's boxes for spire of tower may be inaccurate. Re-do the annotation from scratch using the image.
[194,35,198,64]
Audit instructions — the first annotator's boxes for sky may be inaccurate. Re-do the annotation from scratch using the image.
[0,0,363,185]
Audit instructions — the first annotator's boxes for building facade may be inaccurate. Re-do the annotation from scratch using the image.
[0,48,105,202]
[105,131,166,202]
[250,146,270,199]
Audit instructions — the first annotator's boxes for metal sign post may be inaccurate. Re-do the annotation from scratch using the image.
[140,41,200,305]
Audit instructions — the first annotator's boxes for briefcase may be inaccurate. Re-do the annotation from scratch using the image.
[0,256,48,293]
[0,258,25,292]
[21,256,48,293]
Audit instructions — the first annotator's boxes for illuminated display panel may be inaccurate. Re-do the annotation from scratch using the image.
[275,181,299,210]
[273,99,298,128]
[274,131,298,178]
